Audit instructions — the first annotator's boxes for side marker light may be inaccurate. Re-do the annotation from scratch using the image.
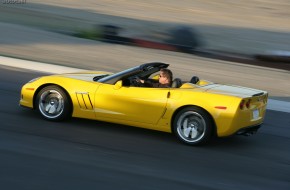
[215,106,227,110]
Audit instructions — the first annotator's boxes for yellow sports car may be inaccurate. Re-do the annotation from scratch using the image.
[20,62,268,145]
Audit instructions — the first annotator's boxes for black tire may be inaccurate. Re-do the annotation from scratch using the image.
[36,85,71,121]
[173,106,213,145]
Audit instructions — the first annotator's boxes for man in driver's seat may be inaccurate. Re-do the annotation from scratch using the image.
[138,68,173,88]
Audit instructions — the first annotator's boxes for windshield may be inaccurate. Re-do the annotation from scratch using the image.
[98,66,140,83]
[93,74,110,81]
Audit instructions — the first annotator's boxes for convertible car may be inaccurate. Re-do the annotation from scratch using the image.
[20,62,268,145]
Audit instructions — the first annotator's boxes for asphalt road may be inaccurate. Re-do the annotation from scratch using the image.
[0,66,289,190]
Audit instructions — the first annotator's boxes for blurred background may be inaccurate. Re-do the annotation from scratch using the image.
[1,0,290,62]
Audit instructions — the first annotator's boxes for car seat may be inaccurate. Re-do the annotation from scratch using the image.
[171,78,182,88]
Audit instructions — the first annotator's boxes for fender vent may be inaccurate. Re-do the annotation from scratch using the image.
[76,92,93,110]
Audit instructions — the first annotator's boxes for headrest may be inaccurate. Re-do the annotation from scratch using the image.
[190,76,200,84]
[171,78,182,88]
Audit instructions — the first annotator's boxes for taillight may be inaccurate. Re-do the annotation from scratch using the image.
[263,94,268,104]
[246,99,251,109]
[240,99,251,110]
[240,100,245,109]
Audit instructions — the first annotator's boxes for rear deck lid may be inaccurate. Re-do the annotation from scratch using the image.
[204,84,266,98]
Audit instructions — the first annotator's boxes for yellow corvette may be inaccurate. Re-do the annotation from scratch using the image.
[20,62,268,145]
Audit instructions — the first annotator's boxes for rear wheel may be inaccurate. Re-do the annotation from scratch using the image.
[173,106,213,145]
[36,85,71,121]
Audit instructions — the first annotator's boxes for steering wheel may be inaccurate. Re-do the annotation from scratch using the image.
[130,76,143,87]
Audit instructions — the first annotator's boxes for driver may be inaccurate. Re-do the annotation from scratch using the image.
[138,68,173,88]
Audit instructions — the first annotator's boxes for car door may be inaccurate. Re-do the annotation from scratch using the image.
[94,82,169,124]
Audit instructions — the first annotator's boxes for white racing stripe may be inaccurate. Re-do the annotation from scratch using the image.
[1,55,289,113]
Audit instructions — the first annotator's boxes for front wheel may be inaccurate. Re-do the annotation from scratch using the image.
[36,85,72,121]
[173,106,213,145]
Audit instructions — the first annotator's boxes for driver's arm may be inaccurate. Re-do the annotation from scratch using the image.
[142,79,158,87]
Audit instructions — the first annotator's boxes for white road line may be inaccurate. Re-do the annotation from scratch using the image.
[1,55,290,113]
[267,99,290,113]
[0,56,86,73]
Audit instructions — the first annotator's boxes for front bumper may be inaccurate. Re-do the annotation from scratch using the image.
[19,84,35,109]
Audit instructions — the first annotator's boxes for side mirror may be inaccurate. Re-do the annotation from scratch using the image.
[114,80,123,89]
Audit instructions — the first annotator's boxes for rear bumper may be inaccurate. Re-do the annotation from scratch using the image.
[235,124,261,136]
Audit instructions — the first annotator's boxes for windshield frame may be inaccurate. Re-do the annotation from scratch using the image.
[97,62,169,84]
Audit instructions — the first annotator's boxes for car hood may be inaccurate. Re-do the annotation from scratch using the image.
[60,71,113,82]
[203,84,266,97]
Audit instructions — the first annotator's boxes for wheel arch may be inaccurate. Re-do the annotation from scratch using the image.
[33,83,73,116]
[170,105,217,137]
